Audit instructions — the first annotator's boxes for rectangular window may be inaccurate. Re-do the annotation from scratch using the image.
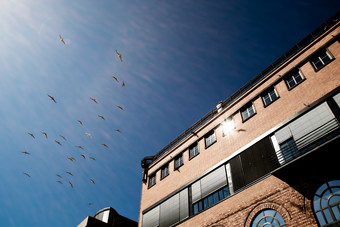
[310,49,332,70]
[189,142,199,159]
[192,185,230,215]
[204,130,216,148]
[174,153,183,169]
[148,173,156,188]
[241,103,255,121]
[261,87,279,106]
[279,138,300,163]
[160,164,169,179]
[285,70,304,89]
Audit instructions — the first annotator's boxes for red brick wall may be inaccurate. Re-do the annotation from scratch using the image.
[178,176,318,227]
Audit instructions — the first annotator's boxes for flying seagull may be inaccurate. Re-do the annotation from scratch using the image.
[101,143,109,148]
[85,132,92,138]
[47,94,57,103]
[122,80,125,87]
[115,50,123,62]
[88,203,93,205]
[67,157,75,162]
[23,172,31,177]
[114,129,122,133]
[69,181,74,188]
[41,131,48,138]
[98,114,105,120]
[56,174,63,178]
[75,145,84,150]
[80,154,86,159]
[59,34,66,45]
[21,151,31,155]
[56,180,63,184]
[90,97,98,104]
[55,140,62,146]
[27,132,35,139]
[77,120,83,126]
[90,179,95,184]
[60,135,67,141]
[112,76,119,83]
[89,157,96,161]
[66,171,73,176]
[116,105,124,111]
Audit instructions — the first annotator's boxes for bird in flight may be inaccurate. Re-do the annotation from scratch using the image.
[41,131,48,138]
[56,180,63,184]
[116,105,124,111]
[77,120,83,126]
[59,34,66,45]
[21,151,31,155]
[60,135,67,141]
[101,143,109,148]
[75,145,84,150]
[98,115,105,120]
[85,132,92,138]
[55,140,62,146]
[80,154,86,159]
[114,129,122,133]
[67,157,75,162]
[115,50,123,62]
[90,97,98,104]
[27,132,35,139]
[66,171,73,176]
[23,172,31,177]
[69,181,74,188]
[89,156,96,161]
[90,179,95,184]
[112,76,119,83]
[56,174,63,178]
[88,203,93,205]
[122,80,125,87]
[47,94,57,103]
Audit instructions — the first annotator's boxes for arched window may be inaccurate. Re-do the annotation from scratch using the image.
[313,180,340,226]
[251,209,286,227]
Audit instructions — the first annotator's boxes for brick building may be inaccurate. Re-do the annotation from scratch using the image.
[139,11,340,227]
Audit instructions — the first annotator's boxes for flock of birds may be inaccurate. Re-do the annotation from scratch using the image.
[21,34,127,204]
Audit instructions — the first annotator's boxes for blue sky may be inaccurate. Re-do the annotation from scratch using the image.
[0,1,339,226]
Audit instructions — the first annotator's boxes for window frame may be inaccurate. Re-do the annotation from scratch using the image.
[204,130,217,148]
[174,153,183,170]
[241,102,256,122]
[310,49,334,71]
[261,87,279,107]
[189,142,199,160]
[160,164,169,180]
[313,180,340,226]
[284,69,305,90]
[148,173,156,188]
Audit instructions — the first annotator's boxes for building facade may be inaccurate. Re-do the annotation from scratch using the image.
[139,12,340,227]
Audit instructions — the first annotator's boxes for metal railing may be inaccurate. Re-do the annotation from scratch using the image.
[274,118,340,167]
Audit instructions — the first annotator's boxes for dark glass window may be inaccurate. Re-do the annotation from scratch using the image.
[262,87,279,106]
[251,209,286,227]
[160,164,169,179]
[148,173,156,187]
[285,70,304,89]
[174,153,183,169]
[192,186,230,215]
[204,130,216,148]
[310,50,332,70]
[279,138,300,163]
[241,103,255,121]
[313,180,340,226]
[189,142,199,159]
